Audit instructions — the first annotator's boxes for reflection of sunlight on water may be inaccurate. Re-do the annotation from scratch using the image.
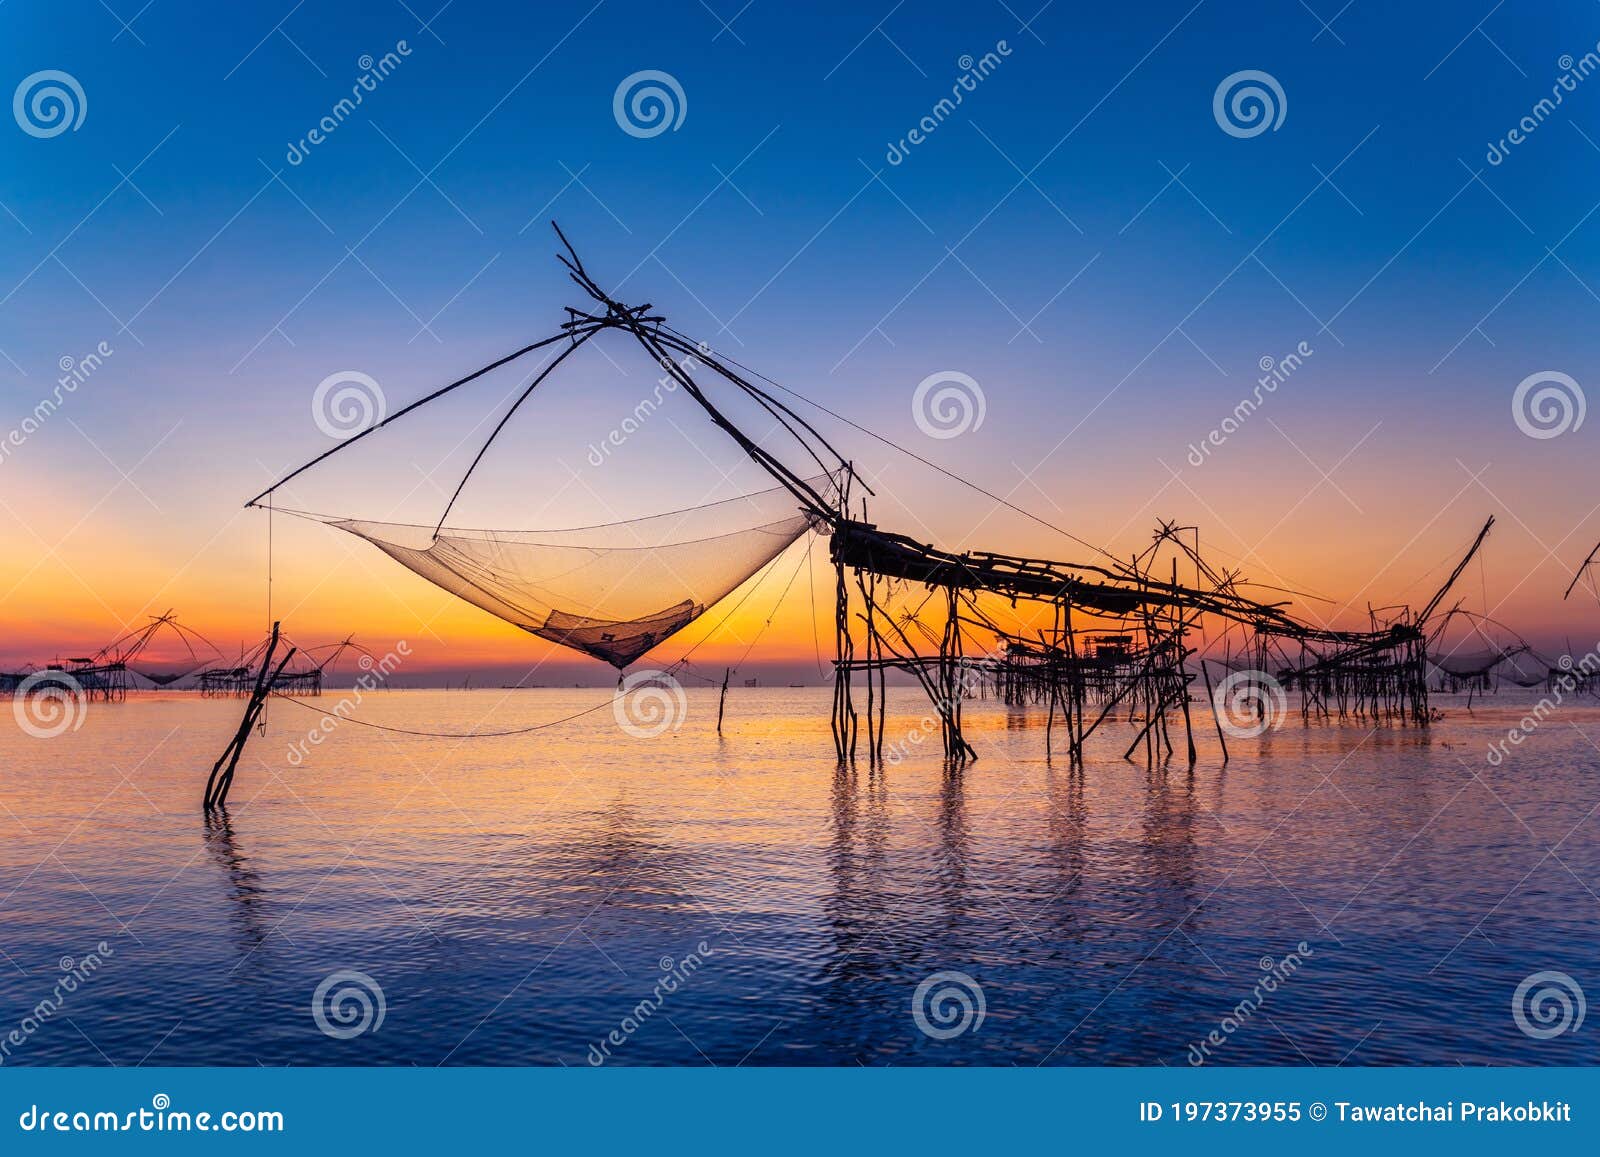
[0,688,1596,1066]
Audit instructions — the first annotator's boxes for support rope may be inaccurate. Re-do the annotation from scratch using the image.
[268,690,617,738]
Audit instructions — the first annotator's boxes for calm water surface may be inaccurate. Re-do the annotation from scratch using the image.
[1,687,1596,1066]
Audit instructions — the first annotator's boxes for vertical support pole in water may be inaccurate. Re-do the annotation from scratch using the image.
[1065,599,1085,765]
[204,621,296,810]
[858,569,877,764]
[1201,659,1229,766]
[716,666,730,736]
[940,584,974,765]
[872,577,887,760]
[1175,559,1197,767]
[832,559,857,762]
[1044,598,1059,762]
[941,585,955,760]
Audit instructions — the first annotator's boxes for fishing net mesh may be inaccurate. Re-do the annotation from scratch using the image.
[329,480,828,668]
[108,617,223,685]
[1429,650,1519,678]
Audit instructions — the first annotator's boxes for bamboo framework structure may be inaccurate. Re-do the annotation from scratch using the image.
[233,225,1507,785]
[0,660,132,701]
[2,611,221,701]
[824,514,1483,767]
[196,634,364,697]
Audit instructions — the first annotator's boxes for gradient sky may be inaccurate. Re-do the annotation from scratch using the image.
[2,0,1598,681]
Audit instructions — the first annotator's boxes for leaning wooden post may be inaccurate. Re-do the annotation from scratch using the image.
[1174,560,1197,767]
[1201,659,1229,766]
[204,621,295,810]
[716,666,730,736]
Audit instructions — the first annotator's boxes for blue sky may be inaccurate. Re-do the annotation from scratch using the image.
[1,0,1597,670]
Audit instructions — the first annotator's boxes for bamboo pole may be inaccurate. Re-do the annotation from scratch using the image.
[204,621,296,810]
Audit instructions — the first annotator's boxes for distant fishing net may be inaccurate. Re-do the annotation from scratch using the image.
[1430,651,1506,678]
[317,480,828,669]
[103,613,223,686]
[1503,673,1548,688]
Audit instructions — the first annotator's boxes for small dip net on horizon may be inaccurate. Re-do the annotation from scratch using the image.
[305,478,830,670]
[105,613,224,686]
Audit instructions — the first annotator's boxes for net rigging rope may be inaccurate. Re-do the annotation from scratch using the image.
[268,690,618,738]
[658,324,1335,608]
[674,529,817,680]
[656,326,1116,565]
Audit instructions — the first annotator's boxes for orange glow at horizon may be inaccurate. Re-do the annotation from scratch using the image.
[7,498,1599,677]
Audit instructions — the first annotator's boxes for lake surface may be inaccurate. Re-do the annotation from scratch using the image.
[1,687,1596,1066]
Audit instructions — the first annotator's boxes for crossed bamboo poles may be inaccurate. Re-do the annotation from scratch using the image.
[237,224,1492,778]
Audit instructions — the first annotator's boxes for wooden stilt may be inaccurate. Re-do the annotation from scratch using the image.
[204,621,296,810]
[1201,659,1229,766]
